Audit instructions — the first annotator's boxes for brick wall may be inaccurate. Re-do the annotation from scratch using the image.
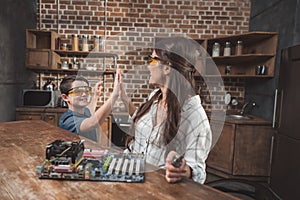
[37,0,251,112]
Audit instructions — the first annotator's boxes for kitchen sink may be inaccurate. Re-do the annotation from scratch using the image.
[226,114,252,120]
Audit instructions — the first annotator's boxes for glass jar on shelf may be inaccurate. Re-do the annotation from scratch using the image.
[93,35,102,52]
[61,43,68,51]
[71,34,79,51]
[212,42,220,57]
[61,61,69,70]
[236,40,243,55]
[223,42,231,56]
[82,35,89,52]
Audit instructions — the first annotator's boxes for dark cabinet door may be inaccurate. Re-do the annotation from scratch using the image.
[234,125,273,176]
[276,45,300,140]
[206,122,235,174]
[271,44,300,199]
[270,133,300,199]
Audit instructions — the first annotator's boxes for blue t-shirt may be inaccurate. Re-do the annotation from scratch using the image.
[59,108,97,142]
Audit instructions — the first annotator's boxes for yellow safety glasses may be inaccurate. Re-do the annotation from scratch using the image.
[67,86,92,97]
[148,55,161,65]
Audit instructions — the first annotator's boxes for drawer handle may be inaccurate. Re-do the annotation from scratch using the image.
[272,89,278,128]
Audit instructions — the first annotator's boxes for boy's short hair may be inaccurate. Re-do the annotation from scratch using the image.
[60,75,89,95]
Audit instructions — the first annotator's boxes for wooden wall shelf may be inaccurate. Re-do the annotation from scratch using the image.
[202,32,278,78]
[54,50,118,59]
[26,67,116,75]
[25,30,277,79]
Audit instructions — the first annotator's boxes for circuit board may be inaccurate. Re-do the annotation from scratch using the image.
[36,140,145,183]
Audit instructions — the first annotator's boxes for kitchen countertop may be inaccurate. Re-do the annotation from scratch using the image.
[16,106,68,113]
[225,114,272,125]
[208,112,272,125]
[0,120,238,200]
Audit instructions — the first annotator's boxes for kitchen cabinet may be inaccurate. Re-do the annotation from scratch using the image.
[207,117,274,182]
[15,107,66,126]
[99,116,112,147]
[26,29,59,50]
[203,32,278,78]
[26,49,60,69]
[15,107,111,146]
[26,29,60,69]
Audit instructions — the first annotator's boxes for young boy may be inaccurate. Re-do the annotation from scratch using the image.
[59,74,119,142]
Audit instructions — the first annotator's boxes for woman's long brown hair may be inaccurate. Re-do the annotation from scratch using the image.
[127,37,198,148]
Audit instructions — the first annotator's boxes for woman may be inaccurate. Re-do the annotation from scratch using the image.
[123,37,212,183]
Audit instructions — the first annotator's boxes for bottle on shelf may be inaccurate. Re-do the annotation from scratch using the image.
[93,35,101,52]
[212,42,220,57]
[225,65,231,75]
[72,34,79,51]
[82,35,89,52]
[72,57,79,69]
[43,78,56,91]
[223,42,231,56]
[61,43,68,51]
[61,61,69,70]
[236,40,243,55]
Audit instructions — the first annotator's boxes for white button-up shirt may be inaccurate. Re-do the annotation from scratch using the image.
[127,91,212,183]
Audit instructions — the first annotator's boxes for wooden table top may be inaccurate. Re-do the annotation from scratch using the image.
[0,120,238,200]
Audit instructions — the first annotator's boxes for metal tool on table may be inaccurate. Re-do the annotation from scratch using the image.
[171,154,184,168]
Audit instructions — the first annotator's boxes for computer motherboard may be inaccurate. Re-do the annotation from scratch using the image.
[36,140,145,183]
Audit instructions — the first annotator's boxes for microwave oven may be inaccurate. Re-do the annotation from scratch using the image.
[22,89,60,107]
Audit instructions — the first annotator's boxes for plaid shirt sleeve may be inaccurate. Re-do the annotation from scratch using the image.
[176,95,212,183]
